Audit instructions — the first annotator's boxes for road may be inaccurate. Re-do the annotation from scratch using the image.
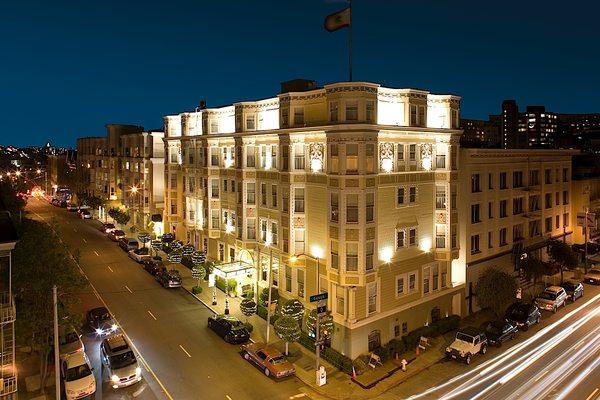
[409,286,600,400]
[28,198,307,400]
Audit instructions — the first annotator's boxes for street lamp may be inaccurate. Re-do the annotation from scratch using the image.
[290,246,324,374]
[263,234,274,343]
[15,170,21,177]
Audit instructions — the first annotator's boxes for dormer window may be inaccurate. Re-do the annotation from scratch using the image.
[345,101,358,121]
[246,115,256,131]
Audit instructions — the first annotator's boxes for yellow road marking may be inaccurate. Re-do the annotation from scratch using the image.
[179,345,192,358]
[125,285,133,294]
[107,266,114,273]
[587,388,599,400]
[147,310,157,321]
[93,251,100,257]
[82,238,87,243]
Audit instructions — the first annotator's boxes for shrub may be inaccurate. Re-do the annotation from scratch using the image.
[298,331,316,352]
[257,303,268,320]
[373,346,390,363]
[430,315,460,335]
[260,287,279,306]
[402,325,436,350]
[386,338,405,357]
[244,322,254,333]
[322,347,354,374]
[192,286,203,295]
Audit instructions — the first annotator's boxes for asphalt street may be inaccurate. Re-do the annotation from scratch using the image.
[28,198,307,400]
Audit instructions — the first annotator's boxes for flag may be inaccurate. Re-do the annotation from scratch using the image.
[324,7,351,32]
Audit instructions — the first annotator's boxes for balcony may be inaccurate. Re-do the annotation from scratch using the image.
[0,293,15,324]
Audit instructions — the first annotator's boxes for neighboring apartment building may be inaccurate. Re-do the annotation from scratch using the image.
[0,211,18,398]
[164,80,463,358]
[47,150,77,195]
[460,118,501,148]
[458,149,576,313]
[76,125,165,232]
[570,175,600,244]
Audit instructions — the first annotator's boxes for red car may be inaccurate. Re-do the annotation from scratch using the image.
[241,342,295,378]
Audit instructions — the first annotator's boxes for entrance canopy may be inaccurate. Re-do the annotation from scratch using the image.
[212,260,255,279]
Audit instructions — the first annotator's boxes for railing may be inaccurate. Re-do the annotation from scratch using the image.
[0,376,17,396]
[0,294,15,324]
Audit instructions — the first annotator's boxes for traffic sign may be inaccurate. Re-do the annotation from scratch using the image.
[317,299,327,316]
[310,292,328,303]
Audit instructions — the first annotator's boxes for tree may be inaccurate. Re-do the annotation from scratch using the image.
[240,298,257,322]
[521,256,546,286]
[306,309,334,340]
[274,315,301,355]
[547,239,579,280]
[475,268,518,316]
[260,287,279,306]
[0,180,25,215]
[191,265,206,291]
[280,299,305,326]
[108,207,130,226]
[85,195,105,210]
[13,218,87,394]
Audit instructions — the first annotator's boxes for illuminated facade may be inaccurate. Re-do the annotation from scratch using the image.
[458,149,575,313]
[164,81,463,358]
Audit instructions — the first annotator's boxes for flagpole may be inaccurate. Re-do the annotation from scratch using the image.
[348,0,353,82]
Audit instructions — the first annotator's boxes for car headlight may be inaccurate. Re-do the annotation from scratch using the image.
[135,367,141,376]
[111,374,120,383]
[111,324,118,331]
[445,347,451,352]
[95,328,103,335]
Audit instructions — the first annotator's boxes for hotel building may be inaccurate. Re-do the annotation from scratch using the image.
[163,80,463,358]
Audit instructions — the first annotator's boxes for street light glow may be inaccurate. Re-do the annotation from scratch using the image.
[36,169,41,174]
[15,171,21,176]
[130,186,138,194]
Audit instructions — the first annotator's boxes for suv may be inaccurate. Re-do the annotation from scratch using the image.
[118,238,139,252]
[100,334,142,389]
[534,286,567,313]
[505,302,541,331]
[445,327,488,365]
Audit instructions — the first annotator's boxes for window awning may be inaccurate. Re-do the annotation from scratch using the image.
[212,260,255,279]
[396,217,418,230]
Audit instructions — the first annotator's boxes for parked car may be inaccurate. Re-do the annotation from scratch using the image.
[100,334,142,389]
[534,286,568,313]
[86,307,118,336]
[128,247,150,263]
[445,327,488,365]
[118,238,139,252]
[79,210,91,219]
[562,280,584,302]
[59,327,84,358]
[61,351,96,400]
[100,223,116,234]
[583,268,600,285]
[76,205,90,215]
[143,258,165,276]
[504,302,541,331]
[484,320,518,347]
[108,230,126,242]
[66,203,78,212]
[573,242,600,255]
[157,269,182,288]
[241,342,296,378]
[207,314,250,344]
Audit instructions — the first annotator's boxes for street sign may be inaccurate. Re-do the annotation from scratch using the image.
[310,292,328,303]
[317,299,327,316]
[577,212,596,228]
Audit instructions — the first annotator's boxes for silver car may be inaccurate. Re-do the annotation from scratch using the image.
[534,286,567,313]
[100,335,142,389]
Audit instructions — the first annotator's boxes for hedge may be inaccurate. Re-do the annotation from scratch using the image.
[297,332,353,374]
[401,314,461,350]
[256,303,278,325]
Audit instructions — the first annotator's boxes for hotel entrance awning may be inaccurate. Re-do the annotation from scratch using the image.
[212,260,255,279]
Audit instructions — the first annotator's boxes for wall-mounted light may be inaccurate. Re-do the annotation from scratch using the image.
[379,142,394,173]
[380,247,393,264]
[422,157,432,171]
[420,238,432,252]
[310,245,324,259]
[310,158,323,173]
[381,158,393,173]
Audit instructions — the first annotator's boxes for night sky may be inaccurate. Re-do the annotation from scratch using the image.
[1,0,599,147]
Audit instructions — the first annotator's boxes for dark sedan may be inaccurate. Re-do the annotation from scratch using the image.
[562,280,584,301]
[86,306,118,336]
[505,302,541,331]
[485,320,518,347]
[207,314,250,344]
[143,258,165,276]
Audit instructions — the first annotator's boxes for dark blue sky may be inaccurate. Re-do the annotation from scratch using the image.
[1,0,599,147]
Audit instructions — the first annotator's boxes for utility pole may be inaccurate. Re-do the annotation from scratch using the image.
[53,285,60,400]
[315,257,321,373]
[584,207,589,273]
[265,245,273,343]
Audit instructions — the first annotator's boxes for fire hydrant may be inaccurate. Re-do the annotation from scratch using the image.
[401,359,407,372]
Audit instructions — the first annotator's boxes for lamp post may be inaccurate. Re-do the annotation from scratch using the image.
[290,249,323,373]
[264,235,274,343]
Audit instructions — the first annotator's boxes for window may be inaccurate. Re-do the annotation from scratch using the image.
[246,115,255,130]
[530,170,540,186]
[282,146,289,171]
[451,225,457,249]
[500,200,508,218]
[336,287,345,315]
[545,169,552,184]
[282,189,289,213]
[564,213,569,227]
[488,173,493,189]
[297,270,305,298]
[285,266,292,293]
[513,224,523,241]
[529,220,541,237]
[366,100,375,122]
[397,144,405,164]
[346,194,358,223]
[345,100,358,121]
[545,193,552,209]
[366,242,374,271]
[223,179,228,193]
[545,217,553,233]
[432,265,439,291]
[170,173,177,189]
[346,243,358,271]
[247,218,256,239]
[170,199,177,215]
[471,204,481,223]
[261,183,267,206]
[529,195,540,211]
[330,144,339,173]
[471,174,481,192]
[329,102,338,122]
[488,201,494,219]
[330,193,339,222]
[513,171,523,188]
[563,168,569,182]
[488,231,493,249]
[563,190,569,205]
[396,275,405,297]
[294,229,305,254]
[211,179,219,199]
[513,197,524,215]
[471,235,480,254]
[409,273,416,293]
[294,144,305,170]
[409,228,417,246]
[246,146,256,167]
[409,186,417,203]
[499,228,507,246]
[410,105,418,126]
[271,185,277,208]
[409,144,416,161]
[397,187,405,206]
[210,119,219,134]
[366,143,375,173]
[368,282,378,314]
[210,147,219,166]
[246,183,256,204]
[423,266,430,294]
[294,188,305,213]
[500,172,507,189]
[260,146,267,169]
[293,108,304,126]
[211,210,220,229]
[436,186,446,209]
[346,144,358,173]
[218,243,224,261]
[396,230,406,249]
[366,193,374,222]
[436,225,446,249]
[331,241,339,269]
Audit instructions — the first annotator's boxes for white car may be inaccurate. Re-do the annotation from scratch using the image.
[534,286,567,312]
[128,247,151,263]
[583,268,600,285]
[61,352,96,400]
[59,328,84,359]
